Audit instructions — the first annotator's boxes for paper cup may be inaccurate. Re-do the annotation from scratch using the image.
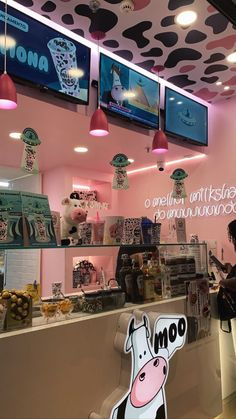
[47,37,80,96]
[122,218,142,245]
[151,223,161,244]
[78,222,93,245]
[103,216,124,245]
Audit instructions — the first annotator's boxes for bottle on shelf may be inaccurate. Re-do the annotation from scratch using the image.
[131,256,144,304]
[148,253,162,299]
[142,253,155,303]
[160,257,171,299]
[118,254,132,302]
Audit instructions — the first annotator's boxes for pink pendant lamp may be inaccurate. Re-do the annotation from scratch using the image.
[0,0,17,110]
[151,65,168,154]
[89,31,109,137]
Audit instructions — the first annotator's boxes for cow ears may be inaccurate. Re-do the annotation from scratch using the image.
[125,317,135,352]
[62,198,70,205]
[143,314,150,338]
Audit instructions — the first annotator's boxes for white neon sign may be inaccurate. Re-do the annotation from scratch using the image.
[144,184,236,220]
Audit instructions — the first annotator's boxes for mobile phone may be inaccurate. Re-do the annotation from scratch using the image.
[209,253,226,272]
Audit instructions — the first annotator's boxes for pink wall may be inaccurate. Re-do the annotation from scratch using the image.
[117,97,236,264]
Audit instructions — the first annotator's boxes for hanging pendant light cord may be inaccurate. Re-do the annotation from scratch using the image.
[158,70,161,131]
[3,0,8,74]
[97,38,100,109]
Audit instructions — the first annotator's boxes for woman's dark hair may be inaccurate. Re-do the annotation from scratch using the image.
[228,220,236,251]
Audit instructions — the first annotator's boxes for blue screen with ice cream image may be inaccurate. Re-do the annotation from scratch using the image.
[164,87,208,146]
[99,53,159,129]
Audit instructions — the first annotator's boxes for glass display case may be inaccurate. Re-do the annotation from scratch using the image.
[0,242,208,333]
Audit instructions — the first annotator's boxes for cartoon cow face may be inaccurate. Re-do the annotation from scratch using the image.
[110,313,187,419]
[125,316,168,410]
[62,197,87,224]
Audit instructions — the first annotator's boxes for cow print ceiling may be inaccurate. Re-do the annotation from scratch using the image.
[15,0,236,102]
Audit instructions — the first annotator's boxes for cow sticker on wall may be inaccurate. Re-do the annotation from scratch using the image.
[110,312,187,419]
[170,168,188,199]
[21,128,41,174]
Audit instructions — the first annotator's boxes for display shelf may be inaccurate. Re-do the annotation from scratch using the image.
[0,242,207,250]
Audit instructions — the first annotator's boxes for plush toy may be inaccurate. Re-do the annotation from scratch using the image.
[61,197,87,244]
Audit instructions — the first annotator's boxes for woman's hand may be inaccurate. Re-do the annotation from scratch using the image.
[219,277,236,292]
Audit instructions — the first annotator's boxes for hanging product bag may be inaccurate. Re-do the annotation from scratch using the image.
[217,286,236,333]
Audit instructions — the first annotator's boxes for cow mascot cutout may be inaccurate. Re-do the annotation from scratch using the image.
[110,311,187,419]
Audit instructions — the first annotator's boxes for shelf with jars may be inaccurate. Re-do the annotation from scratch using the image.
[0,242,208,334]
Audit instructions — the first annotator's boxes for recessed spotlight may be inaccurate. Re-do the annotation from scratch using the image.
[216,81,222,86]
[224,86,230,90]
[128,158,134,163]
[177,101,183,105]
[74,146,88,153]
[175,10,197,27]
[9,132,21,140]
[226,52,236,63]
[169,97,175,101]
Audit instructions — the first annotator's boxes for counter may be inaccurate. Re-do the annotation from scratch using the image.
[0,294,225,419]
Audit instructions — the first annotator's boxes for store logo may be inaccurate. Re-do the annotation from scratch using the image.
[144,183,236,220]
[110,313,187,419]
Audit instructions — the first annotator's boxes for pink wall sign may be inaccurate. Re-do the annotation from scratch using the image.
[110,312,187,419]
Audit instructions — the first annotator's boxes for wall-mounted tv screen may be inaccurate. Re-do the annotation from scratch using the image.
[0,3,91,104]
[164,87,208,146]
[99,53,159,129]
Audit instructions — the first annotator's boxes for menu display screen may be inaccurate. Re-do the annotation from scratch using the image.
[99,53,159,129]
[164,87,208,146]
[0,3,91,104]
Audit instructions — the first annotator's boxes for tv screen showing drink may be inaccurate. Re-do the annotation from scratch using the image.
[0,3,91,104]
[164,87,208,146]
[99,53,159,129]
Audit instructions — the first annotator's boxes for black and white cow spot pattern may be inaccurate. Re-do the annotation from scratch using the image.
[14,0,236,102]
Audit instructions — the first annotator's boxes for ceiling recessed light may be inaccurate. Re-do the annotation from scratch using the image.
[224,86,230,90]
[175,10,197,27]
[9,132,21,140]
[169,97,175,101]
[74,146,88,153]
[216,81,222,86]
[226,52,236,63]
[128,158,134,163]
[177,101,183,105]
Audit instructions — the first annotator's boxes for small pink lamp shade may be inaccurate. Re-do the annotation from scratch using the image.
[152,129,168,154]
[0,73,17,110]
[89,108,109,137]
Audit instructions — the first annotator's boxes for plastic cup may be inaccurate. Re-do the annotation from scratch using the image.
[92,221,104,245]
[47,37,80,96]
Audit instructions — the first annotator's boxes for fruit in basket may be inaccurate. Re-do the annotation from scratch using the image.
[2,291,11,299]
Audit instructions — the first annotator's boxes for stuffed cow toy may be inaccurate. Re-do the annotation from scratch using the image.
[61,197,87,244]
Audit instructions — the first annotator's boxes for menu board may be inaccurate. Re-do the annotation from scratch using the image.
[0,3,91,104]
